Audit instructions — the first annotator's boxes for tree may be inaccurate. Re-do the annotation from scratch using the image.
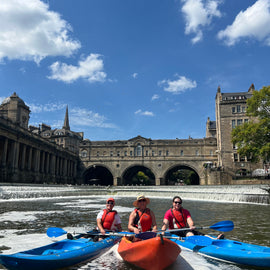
[231,86,270,163]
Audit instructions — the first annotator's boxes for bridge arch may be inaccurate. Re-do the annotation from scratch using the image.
[83,164,113,185]
[121,164,156,185]
[163,163,200,185]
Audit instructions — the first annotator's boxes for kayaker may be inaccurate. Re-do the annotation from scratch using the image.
[96,197,122,240]
[161,196,198,237]
[161,196,224,239]
[128,195,157,235]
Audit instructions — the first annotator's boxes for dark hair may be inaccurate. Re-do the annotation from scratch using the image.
[172,196,182,204]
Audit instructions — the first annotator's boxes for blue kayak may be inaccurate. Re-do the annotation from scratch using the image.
[0,233,121,270]
[170,234,270,268]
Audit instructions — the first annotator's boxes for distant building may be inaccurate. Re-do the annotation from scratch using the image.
[0,92,30,129]
[30,106,83,154]
[0,85,264,185]
[0,93,81,184]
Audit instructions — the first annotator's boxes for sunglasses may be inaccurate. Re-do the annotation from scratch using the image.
[107,201,114,205]
[174,201,182,204]
[138,199,146,202]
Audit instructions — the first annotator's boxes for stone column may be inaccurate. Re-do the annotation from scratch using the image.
[27,147,32,171]
[1,138,8,166]
[12,141,19,169]
[40,151,45,173]
[21,144,26,170]
[45,152,49,174]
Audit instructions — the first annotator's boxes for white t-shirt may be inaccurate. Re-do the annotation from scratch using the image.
[97,210,121,231]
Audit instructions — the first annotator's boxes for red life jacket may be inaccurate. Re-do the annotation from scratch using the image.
[134,208,152,232]
[101,209,117,230]
[171,208,187,229]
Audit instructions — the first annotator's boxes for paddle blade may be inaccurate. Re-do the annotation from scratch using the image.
[135,231,157,240]
[47,227,67,238]
[209,220,234,232]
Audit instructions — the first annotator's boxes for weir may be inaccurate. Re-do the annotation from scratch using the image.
[0,184,269,204]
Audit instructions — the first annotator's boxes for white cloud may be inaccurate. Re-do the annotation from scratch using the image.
[27,102,66,113]
[132,73,138,79]
[151,94,159,101]
[218,0,270,46]
[70,107,116,128]
[181,0,222,44]
[0,97,5,104]
[0,0,80,64]
[158,75,197,94]
[48,54,107,83]
[135,109,154,116]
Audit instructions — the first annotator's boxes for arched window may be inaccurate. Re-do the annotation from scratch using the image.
[135,144,142,156]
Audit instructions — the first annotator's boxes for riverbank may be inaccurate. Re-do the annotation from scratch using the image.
[1,183,269,204]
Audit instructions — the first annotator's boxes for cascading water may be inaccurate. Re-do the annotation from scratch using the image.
[0,184,269,204]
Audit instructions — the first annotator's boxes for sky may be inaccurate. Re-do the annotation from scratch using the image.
[1,0,270,141]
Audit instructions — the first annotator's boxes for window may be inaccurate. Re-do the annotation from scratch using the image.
[244,119,249,123]
[117,151,120,157]
[97,151,99,156]
[124,151,127,156]
[234,153,238,162]
[240,156,245,162]
[166,150,169,156]
[110,151,113,157]
[81,150,87,158]
[145,150,148,156]
[242,106,246,113]
[159,150,162,156]
[232,120,236,129]
[130,151,133,156]
[180,150,184,156]
[237,105,241,113]
[196,150,199,156]
[135,144,142,156]
[152,150,155,156]
[232,107,235,113]
[210,150,213,156]
[237,119,243,126]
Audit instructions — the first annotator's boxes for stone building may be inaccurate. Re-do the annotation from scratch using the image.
[30,106,83,155]
[214,84,262,180]
[79,84,263,185]
[0,93,81,183]
[0,85,264,185]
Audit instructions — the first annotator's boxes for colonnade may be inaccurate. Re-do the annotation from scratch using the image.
[0,135,78,184]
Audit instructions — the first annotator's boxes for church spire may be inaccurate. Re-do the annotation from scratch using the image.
[63,105,70,130]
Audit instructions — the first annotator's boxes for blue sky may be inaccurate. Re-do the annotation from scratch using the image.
[1,0,270,141]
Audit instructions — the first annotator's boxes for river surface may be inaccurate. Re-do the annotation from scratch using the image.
[0,185,269,270]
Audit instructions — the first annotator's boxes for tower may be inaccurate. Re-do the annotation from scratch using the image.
[63,105,70,130]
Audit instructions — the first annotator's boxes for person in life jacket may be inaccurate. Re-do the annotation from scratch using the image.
[128,195,157,235]
[96,197,122,240]
[161,196,197,237]
[161,196,224,239]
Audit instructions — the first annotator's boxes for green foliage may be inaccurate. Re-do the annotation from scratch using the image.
[132,171,150,185]
[231,86,270,163]
[168,169,196,185]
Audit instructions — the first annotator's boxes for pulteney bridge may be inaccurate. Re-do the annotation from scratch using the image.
[79,136,219,186]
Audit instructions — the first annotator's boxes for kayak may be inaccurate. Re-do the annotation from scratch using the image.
[0,233,121,270]
[170,234,270,268]
[118,235,181,270]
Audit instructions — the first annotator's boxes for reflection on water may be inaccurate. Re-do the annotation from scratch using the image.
[0,185,269,270]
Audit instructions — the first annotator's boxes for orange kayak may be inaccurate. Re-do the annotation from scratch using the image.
[118,236,181,270]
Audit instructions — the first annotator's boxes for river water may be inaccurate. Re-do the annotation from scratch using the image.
[0,184,269,270]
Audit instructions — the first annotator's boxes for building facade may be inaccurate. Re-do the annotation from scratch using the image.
[0,85,263,185]
[0,93,81,184]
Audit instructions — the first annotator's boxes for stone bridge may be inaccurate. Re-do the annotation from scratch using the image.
[79,136,219,185]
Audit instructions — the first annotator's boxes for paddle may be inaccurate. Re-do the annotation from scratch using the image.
[46,227,134,238]
[158,220,234,234]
